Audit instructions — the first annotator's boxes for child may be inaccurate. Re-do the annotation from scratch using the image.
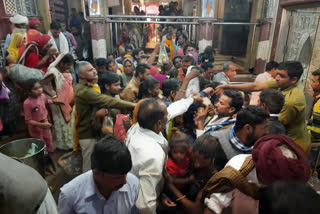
[166,132,193,190]
[23,79,62,156]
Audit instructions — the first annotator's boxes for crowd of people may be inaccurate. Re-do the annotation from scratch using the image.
[1,5,320,214]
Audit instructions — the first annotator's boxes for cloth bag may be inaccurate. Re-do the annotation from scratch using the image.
[9,64,44,87]
[0,82,9,100]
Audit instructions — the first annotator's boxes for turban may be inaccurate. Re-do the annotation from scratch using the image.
[9,14,28,25]
[252,134,310,185]
[29,19,40,28]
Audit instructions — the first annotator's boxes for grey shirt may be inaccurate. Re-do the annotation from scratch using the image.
[211,127,247,169]
[213,72,229,84]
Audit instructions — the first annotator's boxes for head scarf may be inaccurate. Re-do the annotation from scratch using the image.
[27,29,41,44]
[252,134,310,185]
[34,34,52,48]
[124,54,133,60]
[154,74,166,89]
[9,14,28,25]
[8,33,24,63]
[123,58,133,65]
[28,19,40,28]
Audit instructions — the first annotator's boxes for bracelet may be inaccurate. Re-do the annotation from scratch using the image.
[51,95,57,99]
[179,89,186,93]
[176,195,186,202]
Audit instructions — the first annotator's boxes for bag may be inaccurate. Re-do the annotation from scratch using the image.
[101,115,114,135]
[9,64,44,87]
[114,114,129,142]
[0,82,9,100]
[158,44,169,65]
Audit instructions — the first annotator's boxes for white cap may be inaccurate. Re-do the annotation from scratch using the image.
[9,14,29,25]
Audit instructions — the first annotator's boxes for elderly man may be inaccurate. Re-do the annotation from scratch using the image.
[202,134,310,214]
[74,61,135,172]
[4,14,28,51]
[58,136,140,214]
[213,62,237,84]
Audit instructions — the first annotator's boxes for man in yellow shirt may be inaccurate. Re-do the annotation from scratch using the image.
[308,69,320,139]
[216,61,311,153]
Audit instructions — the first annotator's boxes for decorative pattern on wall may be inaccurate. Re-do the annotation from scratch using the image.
[4,0,38,16]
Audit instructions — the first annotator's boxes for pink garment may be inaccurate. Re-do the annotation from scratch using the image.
[249,72,274,105]
[66,31,77,50]
[177,48,184,56]
[57,73,74,122]
[24,93,54,152]
[114,114,129,142]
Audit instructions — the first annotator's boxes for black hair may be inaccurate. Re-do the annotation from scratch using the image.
[100,71,120,87]
[312,69,320,83]
[125,45,133,51]
[182,55,194,64]
[199,76,210,91]
[169,133,190,153]
[260,89,285,114]
[266,61,279,71]
[183,44,195,55]
[259,181,320,214]
[50,21,61,30]
[25,79,41,93]
[162,78,181,97]
[207,81,221,90]
[223,90,244,114]
[91,136,132,174]
[201,53,215,64]
[278,61,304,80]
[106,59,116,70]
[138,77,160,99]
[135,64,150,77]
[193,134,220,159]
[96,58,107,67]
[176,33,188,45]
[173,56,182,66]
[60,54,74,64]
[132,48,142,60]
[235,105,269,132]
[138,98,164,130]
[169,69,179,79]
[201,62,214,71]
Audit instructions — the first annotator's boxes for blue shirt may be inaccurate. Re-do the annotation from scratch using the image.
[58,170,140,214]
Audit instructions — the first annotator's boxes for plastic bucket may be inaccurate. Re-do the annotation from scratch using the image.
[0,138,45,176]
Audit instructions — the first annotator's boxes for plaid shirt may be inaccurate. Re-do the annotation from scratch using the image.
[229,125,253,152]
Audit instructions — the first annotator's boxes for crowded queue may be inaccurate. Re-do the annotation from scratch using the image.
[1,12,320,214]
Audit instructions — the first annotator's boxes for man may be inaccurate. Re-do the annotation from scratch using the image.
[213,62,237,84]
[201,62,214,80]
[48,21,69,54]
[184,43,198,64]
[125,45,134,56]
[74,61,135,172]
[162,78,181,104]
[178,55,194,82]
[173,56,182,69]
[211,105,269,168]
[58,136,140,214]
[0,153,58,214]
[250,61,279,105]
[202,134,310,214]
[120,64,150,102]
[69,8,81,29]
[216,61,310,153]
[96,58,107,90]
[133,48,144,65]
[195,90,243,137]
[308,69,320,139]
[125,98,169,213]
[4,14,28,51]
[259,89,286,134]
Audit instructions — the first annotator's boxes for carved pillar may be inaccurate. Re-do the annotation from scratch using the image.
[198,22,214,52]
[91,23,107,59]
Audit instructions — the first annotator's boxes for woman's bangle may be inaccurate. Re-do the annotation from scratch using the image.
[51,95,57,99]
[179,89,186,93]
[176,195,186,202]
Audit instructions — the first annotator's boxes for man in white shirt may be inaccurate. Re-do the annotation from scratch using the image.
[58,136,140,214]
[48,21,70,54]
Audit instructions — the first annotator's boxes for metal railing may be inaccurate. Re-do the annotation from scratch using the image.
[80,0,260,69]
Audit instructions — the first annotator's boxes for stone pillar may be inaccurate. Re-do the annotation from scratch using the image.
[198,22,214,53]
[91,23,107,59]
[254,19,272,74]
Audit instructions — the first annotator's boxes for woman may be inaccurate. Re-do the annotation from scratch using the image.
[106,59,122,75]
[41,53,75,150]
[121,58,134,87]
[177,34,188,56]
[137,77,161,100]
[8,33,25,63]
[19,34,57,73]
